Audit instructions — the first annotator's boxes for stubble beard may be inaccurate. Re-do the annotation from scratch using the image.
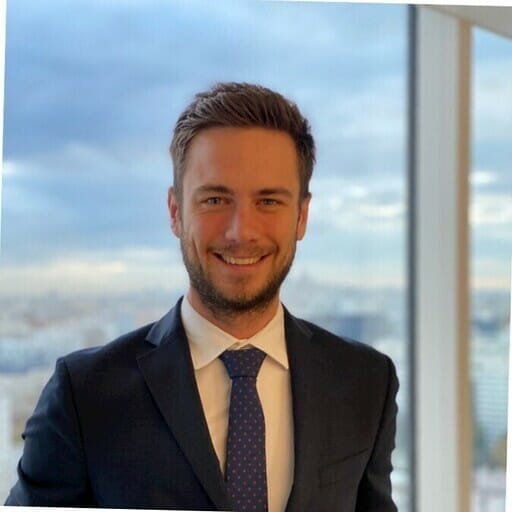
[179,235,296,319]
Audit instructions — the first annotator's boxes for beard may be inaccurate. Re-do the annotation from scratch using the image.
[180,236,296,317]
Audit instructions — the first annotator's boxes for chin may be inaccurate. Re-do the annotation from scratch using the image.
[217,289,278,313]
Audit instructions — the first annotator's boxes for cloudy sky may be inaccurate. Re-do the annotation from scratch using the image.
[0,1,510,295]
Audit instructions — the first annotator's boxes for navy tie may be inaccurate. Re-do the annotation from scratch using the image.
[220,348,268,512]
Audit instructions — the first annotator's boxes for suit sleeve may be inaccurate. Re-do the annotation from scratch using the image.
[356,356,399,512]
[5,358,94,506]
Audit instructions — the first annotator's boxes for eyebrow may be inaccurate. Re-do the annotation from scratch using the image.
[194,185,293,198]
[256,188,294,198]
[194,185,233,195]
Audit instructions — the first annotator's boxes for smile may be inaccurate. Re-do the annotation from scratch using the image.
[215,254,265,266]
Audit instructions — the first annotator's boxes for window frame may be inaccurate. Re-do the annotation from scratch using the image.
[410,5,512,512]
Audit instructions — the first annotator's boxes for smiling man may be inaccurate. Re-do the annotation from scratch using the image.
[6,82,398,512]
[171,125,308,338]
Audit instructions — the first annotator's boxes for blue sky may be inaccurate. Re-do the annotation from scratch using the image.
[0,1,510,295]
[471,28,512,290]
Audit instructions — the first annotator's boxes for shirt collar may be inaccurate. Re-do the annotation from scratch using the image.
[181,296,289,371]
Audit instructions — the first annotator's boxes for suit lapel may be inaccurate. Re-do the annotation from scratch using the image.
[284,310,335,512]
[136,299,231,511]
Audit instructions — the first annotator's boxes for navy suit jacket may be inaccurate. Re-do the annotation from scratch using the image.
[6,299,398,511]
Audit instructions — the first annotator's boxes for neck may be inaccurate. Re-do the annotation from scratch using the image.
[186,291,280,339]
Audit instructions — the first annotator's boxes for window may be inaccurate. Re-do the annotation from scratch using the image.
[0,1,410,507]
[471,26,512,512]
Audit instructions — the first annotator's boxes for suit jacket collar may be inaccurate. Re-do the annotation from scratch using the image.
[138,298,231,511]
[139,298,335,512]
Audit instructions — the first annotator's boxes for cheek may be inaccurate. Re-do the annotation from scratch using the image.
[203,210,233,232]
[185,217,217,248]
[269,228,298,258]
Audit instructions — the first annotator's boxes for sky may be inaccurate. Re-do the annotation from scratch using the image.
[471,27,512,289]
[0,1,510,296]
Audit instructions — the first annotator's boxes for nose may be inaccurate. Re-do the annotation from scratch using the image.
[224,202,259,243]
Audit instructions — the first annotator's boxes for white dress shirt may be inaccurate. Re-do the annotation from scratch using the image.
[181,297,294,512]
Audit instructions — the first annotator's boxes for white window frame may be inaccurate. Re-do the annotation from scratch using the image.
[413,5,512,512]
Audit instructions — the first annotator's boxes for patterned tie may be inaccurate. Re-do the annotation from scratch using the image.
[220,348,268,512]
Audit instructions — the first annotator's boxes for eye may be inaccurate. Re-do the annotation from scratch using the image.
[204,197,225,205]
[260,198,279,206]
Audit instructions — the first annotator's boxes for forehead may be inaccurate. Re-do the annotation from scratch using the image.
[183,126,300,191]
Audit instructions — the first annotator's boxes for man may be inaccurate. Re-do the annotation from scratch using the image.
[6,82,398,511]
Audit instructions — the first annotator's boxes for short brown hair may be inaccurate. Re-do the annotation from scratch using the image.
[170,82,315,202]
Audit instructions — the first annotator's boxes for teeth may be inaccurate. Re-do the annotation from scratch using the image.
[221,255,261,265]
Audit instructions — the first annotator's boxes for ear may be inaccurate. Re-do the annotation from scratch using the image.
[296,193,311,241]
[167,187,181,238]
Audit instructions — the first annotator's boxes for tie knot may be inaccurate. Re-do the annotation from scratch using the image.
[220,347,266,379]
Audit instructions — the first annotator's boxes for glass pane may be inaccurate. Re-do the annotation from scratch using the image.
[0,1,410,508]
[471,27,512,512]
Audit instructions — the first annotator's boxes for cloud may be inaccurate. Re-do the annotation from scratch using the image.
[326,76,405,141]
[1,144,173,265]
[4,0,406,162]
[470,193,512,228]
[471,169,498,187]
[0,247,187,296]
[1,161,18,178]
[308,175,405,234]
[471,257,511,291]
[473,53,512,144]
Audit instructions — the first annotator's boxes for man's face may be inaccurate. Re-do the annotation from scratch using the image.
[168,126,310,316]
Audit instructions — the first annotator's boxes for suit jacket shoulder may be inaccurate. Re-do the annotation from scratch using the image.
[287,313,397,394]
[64,321,155,372]
[6,301,229,510]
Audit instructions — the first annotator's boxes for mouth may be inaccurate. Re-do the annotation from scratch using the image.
[214,253,268,266]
